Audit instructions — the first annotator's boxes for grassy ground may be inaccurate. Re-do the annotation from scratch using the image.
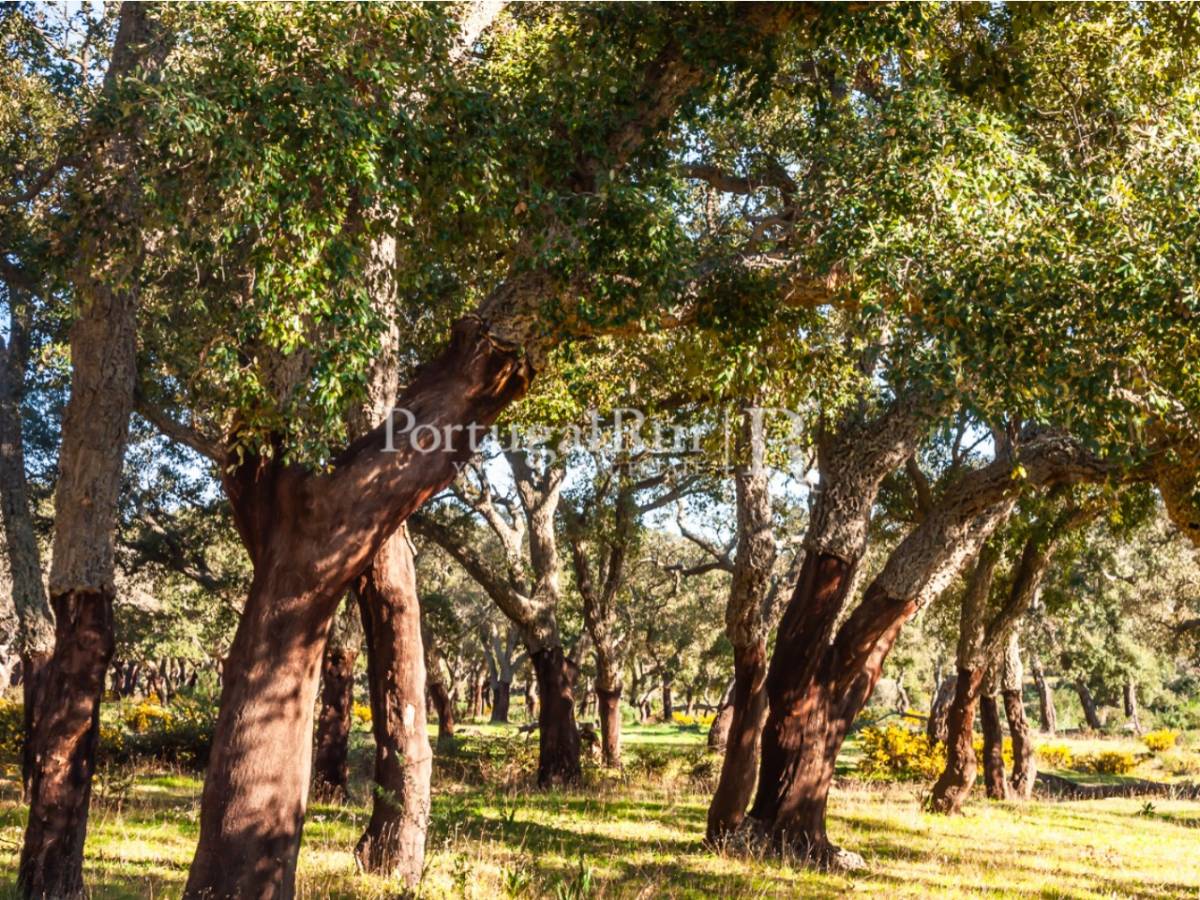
[2,722,1200,898]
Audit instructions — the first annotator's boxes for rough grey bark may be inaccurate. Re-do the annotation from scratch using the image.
[1031,655,1057,736]
[20,7,169,896]
[1123,680,1142,734]
[927,674,957,745]
[0,294,55,798]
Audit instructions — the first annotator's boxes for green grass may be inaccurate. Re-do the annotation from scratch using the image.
[3,724,1200,898]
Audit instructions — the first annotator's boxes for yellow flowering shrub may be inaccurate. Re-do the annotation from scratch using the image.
[0,698,22,759]
[1036,744,1074,769]
[121,698,175,734]
[972,735,1014,768]
[858,724,945,781]
[671,711,716,728]
[1142,729,1180,753]
[1074,750,1138,775]
[352,702,373,727]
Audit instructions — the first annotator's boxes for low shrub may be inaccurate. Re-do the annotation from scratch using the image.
[671,711,716,729]
[117,696,216,768]
[1036,744,1074,770]
[1159,750,1200,777]
[352,702,373,728]
[0,698,22,759]
[1142,729,1180,754]
[858,724,945,781]
[1073,750,1138,776]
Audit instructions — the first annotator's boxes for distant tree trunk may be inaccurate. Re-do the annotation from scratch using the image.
[490,679,512,723]
[524,678,536,722]
[0,292,56,802]
[661,672,674,722]
[20,10,166,895]
[684,686,695,716]
[1076,682,1103,730]
[354,527,431,886]
[929,668,984,814]
[1001,634,1035,800]
[929,544,1000,815]
[470,668,485,719]
[531,646,581,786]
[312,597,361,803]
[312,645,356,803]
[1123,680,1142,735]
[980,691,1009,801]
[1031,657,1056,736]
[428,680,455,750]
[596,686,622,767]
[927,675,958,746]
[707,679,736,753]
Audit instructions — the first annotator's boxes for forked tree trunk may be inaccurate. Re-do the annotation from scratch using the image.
[1032,658,1056,735]
[531,646,581,786]
[706,640,768,843]
[980,693,1009,800]
[312,644,357,803]
[596,686,622,767]
[354,528,431,885]
[490,679,512,723]
[1076,682,1103,730]
[928,667,984,814]
[185,316,532,897]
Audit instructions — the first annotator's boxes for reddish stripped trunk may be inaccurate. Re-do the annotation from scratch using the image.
[20,651,52,801]
[596,687,622,767]
[312,645,357,803]
[354,529,431,884]
[706,640,768,842]
[980,695,1009,800]
[928,667,984,814]
[748,554,882,864]
[531,646,581,787]
[18,591,114,897]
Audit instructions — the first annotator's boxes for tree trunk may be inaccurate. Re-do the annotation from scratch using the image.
[18,8,165,894]
[352,528,432,885]
[928,667,984,814]
[661,672,674,722]
[18,592,115,898]
[490,679,512,723]
[0,291,56,801]
[1003,689,1035,799]
[980,693,1008,801]
[1076,682,1103,730]
[470,669,485,719]
[530,646,581,787]
[596,686,622,767]
[312,644,357,803]
[1123,680,1142,734]
[707,680,736,753]
[1001,633,1034,799]
[706,640,768,843]
[428,678,456,751]
[1032,658,1056,735]
[927,674,958,746]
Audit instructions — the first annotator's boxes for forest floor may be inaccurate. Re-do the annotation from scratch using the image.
[2,722,1199,898]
